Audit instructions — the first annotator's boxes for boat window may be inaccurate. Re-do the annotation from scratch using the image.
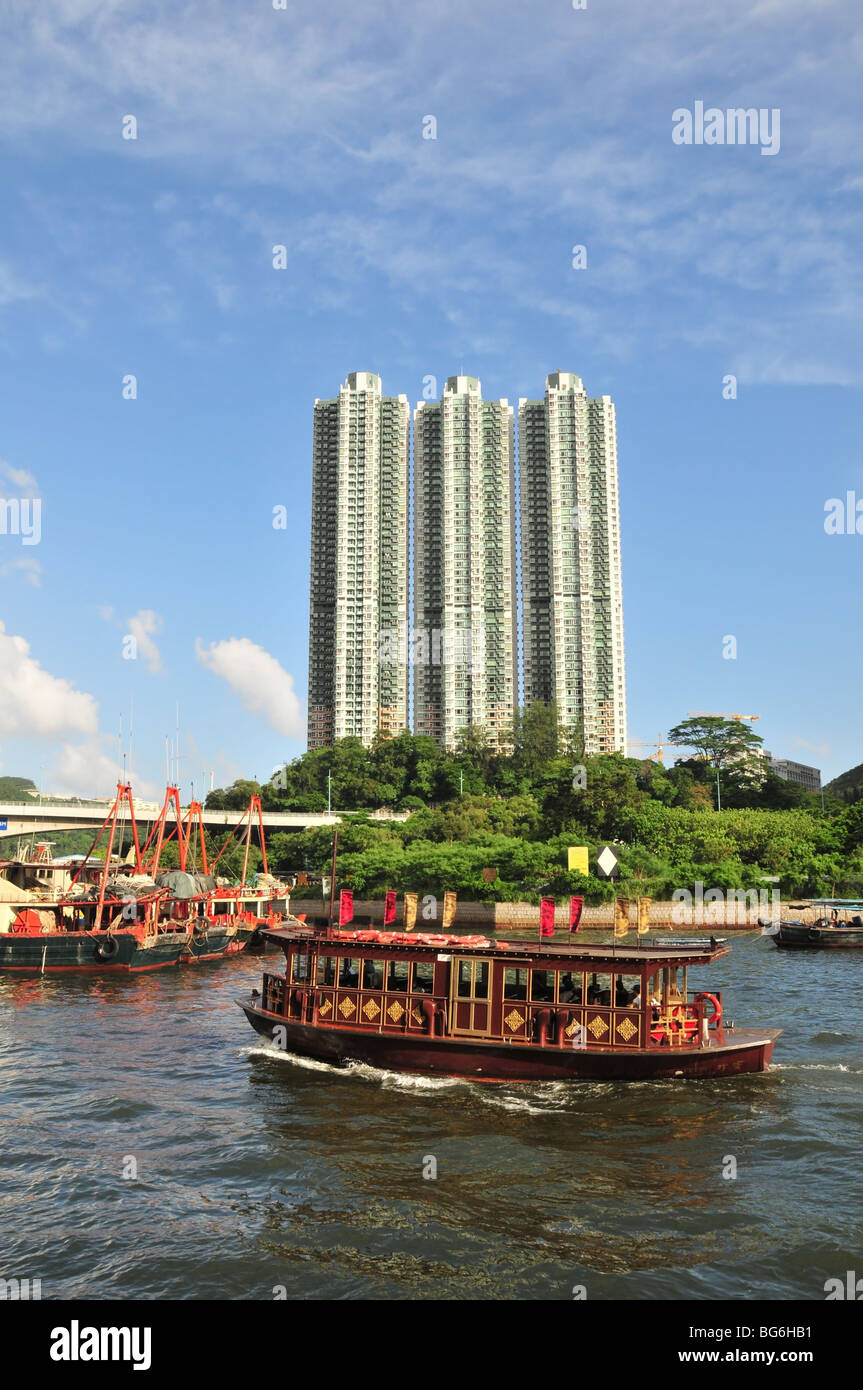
[338,957,360,988]
[362,958,384,990]
[291,953,310,983]
[412,961,434,994]
[316,955,337,986]
[503,967,528,1000]
[387,960,409,992]
[458,960,489,998]
[530,970,556,1002]
[665,967,683,1001]
[558,972,582,1004]
[615,974,640,1007]
[586,972,612,1006]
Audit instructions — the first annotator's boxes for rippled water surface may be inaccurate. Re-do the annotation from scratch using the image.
[1,932,861,1300]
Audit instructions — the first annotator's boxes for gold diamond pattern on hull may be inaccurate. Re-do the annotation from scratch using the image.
[363,999,381,1020]
[505,1009,525,1032]
[387,1001,405,1022]
[587,1015,609,1038]
[616,1017,637,1041]
[319,999,332,1017]
[338,997,356,1019]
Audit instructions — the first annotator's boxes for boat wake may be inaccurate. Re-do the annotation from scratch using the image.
[245,1044,340,1075]
[772,1062,854,1073]
[244,1044,467,1092]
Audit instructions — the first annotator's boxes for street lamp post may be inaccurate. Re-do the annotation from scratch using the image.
[327,771,332,816]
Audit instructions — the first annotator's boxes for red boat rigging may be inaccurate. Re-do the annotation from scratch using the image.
[0,783,288,971]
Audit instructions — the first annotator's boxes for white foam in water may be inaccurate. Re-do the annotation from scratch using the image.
[772,1062,853,1073]
[244,1043,466,1091]
[244,1044,340,1075]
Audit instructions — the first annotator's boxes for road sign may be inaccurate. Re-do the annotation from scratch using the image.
[596,845,619,879]
[0,820,7,831]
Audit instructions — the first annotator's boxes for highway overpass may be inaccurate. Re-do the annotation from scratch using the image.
[0,801,407,839]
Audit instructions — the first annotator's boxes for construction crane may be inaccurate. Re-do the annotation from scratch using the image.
[628,734,689,763]
[687,711,760,723]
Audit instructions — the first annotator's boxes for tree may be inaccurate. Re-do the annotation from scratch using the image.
[667,717,764,773]
[507,701,563,778]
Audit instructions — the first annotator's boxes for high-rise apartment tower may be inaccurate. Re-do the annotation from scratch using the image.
[307,372,409,748]
[413,376,517,751]
[519,372,626,753]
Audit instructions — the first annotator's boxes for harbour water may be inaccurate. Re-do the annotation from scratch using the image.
[1,931,861,1301]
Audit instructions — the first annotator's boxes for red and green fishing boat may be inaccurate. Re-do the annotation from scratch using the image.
[0,784,284,972]
[239,921,780,1082]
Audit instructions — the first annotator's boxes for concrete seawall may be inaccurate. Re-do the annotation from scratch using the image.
[288,897,782,931]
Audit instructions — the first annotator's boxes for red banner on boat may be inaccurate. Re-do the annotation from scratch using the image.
[384,890,397,925]
[569,895,584,932]
[339,890,354,926]
[540,897,555,937]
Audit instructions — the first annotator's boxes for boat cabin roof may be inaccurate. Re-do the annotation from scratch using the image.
[807,899,863,909]
[260,925,728,967]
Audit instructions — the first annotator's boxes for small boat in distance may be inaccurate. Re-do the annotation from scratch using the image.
[764,900,863,950]
[239,923,780,1082]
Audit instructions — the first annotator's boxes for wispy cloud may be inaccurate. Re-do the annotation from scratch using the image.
[127,609,164,675]
[793,737,832,760]
[0,0,859,381]
[0,555,42,587]
[0,460,38,492]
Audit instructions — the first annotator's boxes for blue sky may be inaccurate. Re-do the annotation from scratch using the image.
[0,0,861,797]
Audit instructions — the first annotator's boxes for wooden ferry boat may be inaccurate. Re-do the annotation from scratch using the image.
[766,900,863,950]
[239,924,780,1081]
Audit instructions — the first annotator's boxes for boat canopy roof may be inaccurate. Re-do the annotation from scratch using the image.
[260,925,728,966]
[807,899,863,909]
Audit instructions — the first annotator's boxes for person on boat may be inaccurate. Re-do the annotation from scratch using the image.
[339,960,358,987]
[559,974,578,1003]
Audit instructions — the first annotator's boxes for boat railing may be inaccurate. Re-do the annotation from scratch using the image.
[256,973,723,1050]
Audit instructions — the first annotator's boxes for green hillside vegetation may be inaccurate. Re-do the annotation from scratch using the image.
[205,708,858,901]
[0,776,37,799]
[825,762,863,802]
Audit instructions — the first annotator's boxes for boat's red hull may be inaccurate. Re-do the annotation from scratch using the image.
[240,999,779,1082]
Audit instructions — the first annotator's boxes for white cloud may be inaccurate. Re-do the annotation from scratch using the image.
[195,636,304,737]
[0,460,38,492]
[0,622,98,738]
[49,738,157,800]
[127,609,163,674]
[0,556,42,587]
[792,737,832,760]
